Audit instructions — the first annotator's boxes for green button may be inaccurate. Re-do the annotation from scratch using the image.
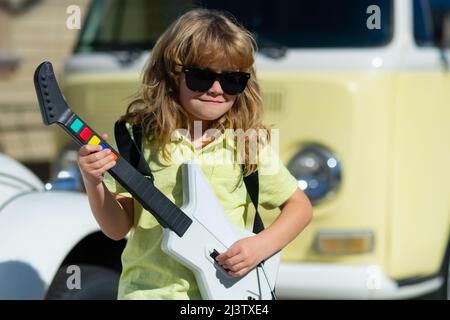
[70,118,83,133]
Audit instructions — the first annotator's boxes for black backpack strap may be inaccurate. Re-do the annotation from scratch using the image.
[114,120,154,181]
[242,165,265,234]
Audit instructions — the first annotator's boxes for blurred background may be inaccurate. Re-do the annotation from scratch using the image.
[0,0,90,180]
[1,0,450,300]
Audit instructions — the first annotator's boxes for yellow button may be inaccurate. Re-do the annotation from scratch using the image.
[88,135,101,145]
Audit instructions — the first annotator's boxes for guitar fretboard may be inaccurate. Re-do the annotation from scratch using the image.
[34,61,192,237]
[61,112,192,237]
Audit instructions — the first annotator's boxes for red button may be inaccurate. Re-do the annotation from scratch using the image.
[79,127,92,141]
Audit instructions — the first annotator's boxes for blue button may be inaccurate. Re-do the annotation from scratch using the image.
[100,143,109,150]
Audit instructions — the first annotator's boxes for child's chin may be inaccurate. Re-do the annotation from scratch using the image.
[194,111,224,121]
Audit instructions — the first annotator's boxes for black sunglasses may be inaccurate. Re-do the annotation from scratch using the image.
[181,66,250,95]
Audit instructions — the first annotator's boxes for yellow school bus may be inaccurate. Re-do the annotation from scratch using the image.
[50,0,450,299]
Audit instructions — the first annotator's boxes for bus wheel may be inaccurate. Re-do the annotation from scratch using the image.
[45,264,119,300]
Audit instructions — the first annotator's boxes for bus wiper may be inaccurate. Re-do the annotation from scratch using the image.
[256,37,287,59]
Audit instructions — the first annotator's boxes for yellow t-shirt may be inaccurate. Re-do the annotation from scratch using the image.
[103,127,298,300]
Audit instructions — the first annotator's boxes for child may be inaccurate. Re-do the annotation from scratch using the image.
[77,8,313,300]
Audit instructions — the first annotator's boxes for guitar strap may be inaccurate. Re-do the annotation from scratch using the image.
[114,120,265,234]
[114,121,154,181]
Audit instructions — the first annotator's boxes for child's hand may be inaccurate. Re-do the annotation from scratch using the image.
[77,133,116,186]
[215,235,267,277]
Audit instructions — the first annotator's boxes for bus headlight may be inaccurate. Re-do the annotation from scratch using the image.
[287,144,341,204]
[47,143,84,192]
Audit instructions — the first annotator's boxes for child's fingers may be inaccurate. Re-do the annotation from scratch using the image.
[84,148,111,164]
[216,246,240,263]
[78,148,112,180]
[77,136,114,184]
[89,153,115,169]
[101,159,117,175]
[228,266,250,278]
[92,159,116,177]
[226,260,247,273]
[103,159,117,171]
[79,144,103,157]
[215,252,228,263]
[221,254,245,269]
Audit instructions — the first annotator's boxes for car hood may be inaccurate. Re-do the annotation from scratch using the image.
[0,154,44,206]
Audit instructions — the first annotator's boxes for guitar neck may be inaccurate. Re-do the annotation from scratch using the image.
[59,111,192,237]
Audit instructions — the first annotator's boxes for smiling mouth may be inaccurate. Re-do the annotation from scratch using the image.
[199,99,224,103]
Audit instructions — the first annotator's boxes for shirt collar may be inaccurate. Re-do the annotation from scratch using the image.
[171,129,226,153]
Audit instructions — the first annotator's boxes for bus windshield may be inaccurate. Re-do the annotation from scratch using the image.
[76,0,393,53]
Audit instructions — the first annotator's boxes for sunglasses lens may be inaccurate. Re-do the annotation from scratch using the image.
[220,73,250,95]
[183,67,250,95]
[185,68,214,92]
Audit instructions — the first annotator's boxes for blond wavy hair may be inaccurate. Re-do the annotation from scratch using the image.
[121,8,270,175]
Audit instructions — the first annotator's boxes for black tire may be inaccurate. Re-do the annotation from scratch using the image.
[434,237,450,300]
[45,264,119,300]
[416,238,450,300]
[435,256,450,299]
[443,266,449,299]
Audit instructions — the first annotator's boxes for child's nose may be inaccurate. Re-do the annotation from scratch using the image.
[208,80,223,95]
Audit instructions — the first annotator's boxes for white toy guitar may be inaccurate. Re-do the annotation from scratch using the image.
[34,61,280,300]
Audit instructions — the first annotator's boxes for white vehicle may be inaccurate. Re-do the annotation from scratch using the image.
[0,153,122,299]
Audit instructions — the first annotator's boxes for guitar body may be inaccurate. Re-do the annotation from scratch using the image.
[161,161,280,300]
